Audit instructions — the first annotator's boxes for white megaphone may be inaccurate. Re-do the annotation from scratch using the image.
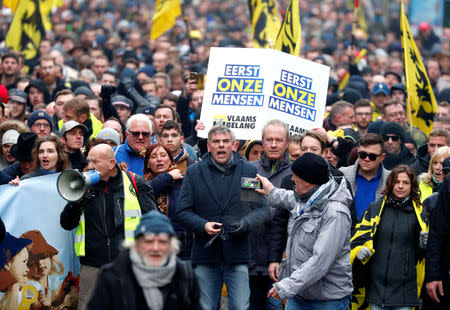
[57,169,101,202]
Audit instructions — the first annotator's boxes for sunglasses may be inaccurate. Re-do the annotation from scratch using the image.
[358,151,382,161]
[383,135,400,142]
[129,131,151,138]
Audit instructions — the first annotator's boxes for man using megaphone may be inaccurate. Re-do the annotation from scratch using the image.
[60,144,156,310]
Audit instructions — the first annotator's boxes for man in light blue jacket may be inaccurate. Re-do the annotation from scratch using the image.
[256,153,353,309]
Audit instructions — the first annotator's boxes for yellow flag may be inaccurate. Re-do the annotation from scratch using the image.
[3,0,19,13]
[249,0,281,49]
[6,0,49,61]
[274,0,301,56]
[151,0,181,40]
[400,1,437,135]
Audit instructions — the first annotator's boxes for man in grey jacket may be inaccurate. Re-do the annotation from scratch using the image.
[339,133,390,219]
[256,153,353,309]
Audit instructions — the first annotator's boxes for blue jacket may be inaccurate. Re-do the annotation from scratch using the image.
[0,162,21,185]
[149,172,192,260]
[113,142,144,175]
[176,152,270,264]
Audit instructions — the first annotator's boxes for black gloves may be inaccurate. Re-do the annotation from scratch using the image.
[100,84,116,101]
[228,219,249,237]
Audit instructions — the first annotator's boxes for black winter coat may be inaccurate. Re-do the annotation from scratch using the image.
[86,249,201,310]
[149,172,193,260]
[248,152,291,275]
[176,153,270,264]
[411,144,430,176]
[426,174,450,284]
[60,167,156,267]
[383,145,417,170]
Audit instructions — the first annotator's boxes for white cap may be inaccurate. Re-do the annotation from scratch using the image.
[2,129,20,145]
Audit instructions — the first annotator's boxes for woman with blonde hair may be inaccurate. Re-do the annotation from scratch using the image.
[418,146,450,203]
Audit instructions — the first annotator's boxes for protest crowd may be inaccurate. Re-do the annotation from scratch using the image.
[0,0,450,309]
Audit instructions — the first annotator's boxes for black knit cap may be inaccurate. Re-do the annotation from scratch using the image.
[291,153,329,185]
[380,121,405,141]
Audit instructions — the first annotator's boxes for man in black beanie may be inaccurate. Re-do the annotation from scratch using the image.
[256,153,353,308]
[380,121,417,170]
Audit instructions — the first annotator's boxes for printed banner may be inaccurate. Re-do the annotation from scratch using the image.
[0,174,79,309]
[198,47,330,140]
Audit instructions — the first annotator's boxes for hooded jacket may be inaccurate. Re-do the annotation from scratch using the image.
[350,196,428,309]
[383,145,417,170]
[269,178,353,300]
[411,144,430,176]
[25,79,52,109]
[340,160,390,218]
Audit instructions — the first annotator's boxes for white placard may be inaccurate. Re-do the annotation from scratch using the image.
[198,47,330,140]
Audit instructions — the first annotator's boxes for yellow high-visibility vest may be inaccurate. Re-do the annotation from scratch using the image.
[74,171,141,256]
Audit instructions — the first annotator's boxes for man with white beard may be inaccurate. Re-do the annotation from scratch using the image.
[86,210,201,310]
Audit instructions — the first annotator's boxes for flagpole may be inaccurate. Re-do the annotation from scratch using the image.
[351,0,359,46]
[406,89,413,132]
[180,2,194,54]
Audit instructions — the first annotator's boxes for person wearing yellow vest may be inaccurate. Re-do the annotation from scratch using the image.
[418,146,450,203]
[57,97,103,144]
[60,144,156,310]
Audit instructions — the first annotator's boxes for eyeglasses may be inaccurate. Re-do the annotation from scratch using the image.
[383,135,400,142]
[129,131,151,138]
[32,122,50,128]
[386,111,405,118]
[358,151,382,161]
[355,112,372,117]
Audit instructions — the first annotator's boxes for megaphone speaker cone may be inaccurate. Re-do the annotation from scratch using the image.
[57,169,86,202]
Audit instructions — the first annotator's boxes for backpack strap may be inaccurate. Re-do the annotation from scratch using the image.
[126,171,139,196]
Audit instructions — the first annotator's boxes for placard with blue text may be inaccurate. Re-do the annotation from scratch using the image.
[198,47,330,139]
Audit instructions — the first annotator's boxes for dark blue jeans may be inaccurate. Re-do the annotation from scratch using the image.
[194,263,250,310]
[285,295,351,310]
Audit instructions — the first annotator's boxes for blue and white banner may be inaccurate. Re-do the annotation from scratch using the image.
[0,174,79,309]
[199,47,330,139]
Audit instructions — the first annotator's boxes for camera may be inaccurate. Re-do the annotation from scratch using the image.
[241,177,261,189]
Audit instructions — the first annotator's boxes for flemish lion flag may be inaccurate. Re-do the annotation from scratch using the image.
[249,0,281,49]
[400,1,437,135]
[151,0,181,40]
[274,0,301,56]
[5,0,62,71]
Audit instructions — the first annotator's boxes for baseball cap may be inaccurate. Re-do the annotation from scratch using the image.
[60,120,87,137]
[372,83,390,96]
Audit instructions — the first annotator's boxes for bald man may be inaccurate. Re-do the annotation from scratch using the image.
[60,143,156,310]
